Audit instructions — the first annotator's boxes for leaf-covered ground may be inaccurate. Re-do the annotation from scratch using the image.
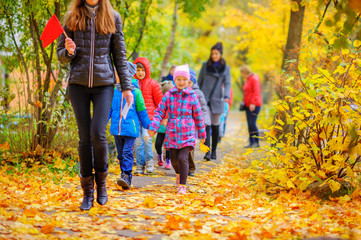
[1,111,361,240]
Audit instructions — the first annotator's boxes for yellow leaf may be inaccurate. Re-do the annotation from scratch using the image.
[143,197,156,208]
[276,119,285,126]
[299,181,310,191]
[338,195,351,204]
[332,55,340,62]
[199,142,210,153]
[347,166,354,178]
[353,40,361,48]
[287,181,295,189]
[317,170,327,179]
[328,180,341,193]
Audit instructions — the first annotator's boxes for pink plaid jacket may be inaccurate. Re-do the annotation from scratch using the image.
[149,87,206,149]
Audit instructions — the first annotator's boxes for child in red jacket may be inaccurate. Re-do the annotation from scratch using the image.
[133,57,163,174]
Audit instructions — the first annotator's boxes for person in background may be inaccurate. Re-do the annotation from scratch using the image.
[133,57,163,175]
[108,62,151,190]
[188,69,210,176]
[241,65,262,148]
[198,42,231,160]
[57,0,133,211]
[148,64,206,194]
[161,65,176,82]
[155,81,174,169]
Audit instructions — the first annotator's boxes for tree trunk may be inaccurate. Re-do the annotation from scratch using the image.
[274,0,305,145]
[281,0,305,72]
[128,0,152,60]
[160,2,179,80]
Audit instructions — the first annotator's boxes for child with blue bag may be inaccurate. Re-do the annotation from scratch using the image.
[108,62,151,189]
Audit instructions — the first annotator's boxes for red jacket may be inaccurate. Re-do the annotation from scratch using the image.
[243,74,262,107]
[134,57,163,120]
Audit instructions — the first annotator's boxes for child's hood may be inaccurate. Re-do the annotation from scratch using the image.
[134,57,151,81]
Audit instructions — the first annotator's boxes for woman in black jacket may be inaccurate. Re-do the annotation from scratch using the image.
[57,0,133,211]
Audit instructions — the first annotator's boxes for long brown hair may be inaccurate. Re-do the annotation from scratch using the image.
[64,0,116,35]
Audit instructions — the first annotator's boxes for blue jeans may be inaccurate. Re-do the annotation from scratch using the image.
[114,136,136,175]
[134,127,153,166]
[245,106,261,145]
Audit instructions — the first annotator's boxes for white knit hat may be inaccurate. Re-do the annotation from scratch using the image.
[173,64,190,81]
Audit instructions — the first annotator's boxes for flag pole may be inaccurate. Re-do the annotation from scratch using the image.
[63,31,69,38]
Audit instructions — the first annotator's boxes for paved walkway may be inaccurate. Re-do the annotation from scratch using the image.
[107,110,247,239]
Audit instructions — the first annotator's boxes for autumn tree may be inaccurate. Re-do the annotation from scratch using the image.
[281,0,305,73]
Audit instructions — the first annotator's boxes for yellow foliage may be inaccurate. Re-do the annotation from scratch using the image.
[199,142,210,153]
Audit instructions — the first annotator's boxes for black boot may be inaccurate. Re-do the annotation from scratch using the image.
[204,125,211,161]
[211,125,219,160]
[95,171,108,205]
[117,172,132,190]
[80,175,94,211]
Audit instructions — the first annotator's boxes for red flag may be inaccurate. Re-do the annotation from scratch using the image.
[40,14,64,49]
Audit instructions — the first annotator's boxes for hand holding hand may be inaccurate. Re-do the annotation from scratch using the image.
[224,97,229,103]
[160,119,168,126]
[65,37,76,55]
[123,90,133,105]
[148,130,156,137]
[250,104,256,112]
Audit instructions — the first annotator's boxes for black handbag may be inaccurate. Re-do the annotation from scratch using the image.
[239,102,245,111]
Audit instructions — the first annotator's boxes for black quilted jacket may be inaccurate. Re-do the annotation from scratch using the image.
[57,10,132,90]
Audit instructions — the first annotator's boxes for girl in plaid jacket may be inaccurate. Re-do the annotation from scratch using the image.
[148,64,206,194]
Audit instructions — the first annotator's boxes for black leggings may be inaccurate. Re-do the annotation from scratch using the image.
[169,146,192,185]
[155,133,170,159]
[68,84,114,177]
[245,106,261,145]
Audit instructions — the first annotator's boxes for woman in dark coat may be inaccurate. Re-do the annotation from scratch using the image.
[57,0,133,210]
[198,42,231,160]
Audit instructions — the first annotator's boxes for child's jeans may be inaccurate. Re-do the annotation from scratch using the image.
[169,146,192,185]
[114,135,136,176]
[134,127,153,167]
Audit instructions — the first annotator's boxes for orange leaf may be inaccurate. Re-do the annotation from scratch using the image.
[349,0,361,12]
[23,208,38,217]
[165,215,181,230]
[0,142,10,151]
[40,224,54,234]
[34,101,42,109]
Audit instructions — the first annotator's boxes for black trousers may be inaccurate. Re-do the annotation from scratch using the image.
[169,146,192,185]
[68,84,114,177]
[245,106,261,145]
[155,132,170,159]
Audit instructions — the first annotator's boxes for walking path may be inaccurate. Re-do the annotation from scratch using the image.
[0,110,254,240]
[107,110,246,239]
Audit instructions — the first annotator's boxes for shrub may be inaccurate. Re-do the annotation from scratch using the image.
[252,42,361,195]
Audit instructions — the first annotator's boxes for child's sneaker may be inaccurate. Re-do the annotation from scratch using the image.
[134,165,145,175]
[117,173,132,190]
[157,154,164,166]
[145,160,154,173]
[164,158,171,170]
[177,185,187,195]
